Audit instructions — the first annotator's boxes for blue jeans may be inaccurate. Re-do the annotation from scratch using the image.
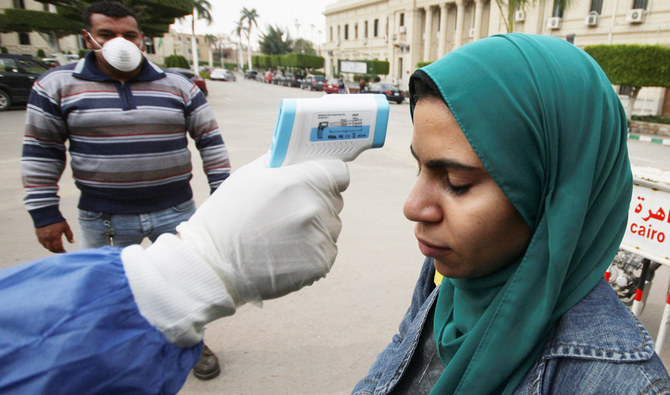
[78,200,196,248]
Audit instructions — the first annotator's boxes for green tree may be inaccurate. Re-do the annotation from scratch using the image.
[494,0,570,33]
[259,25,292,55]
[240,7,259,70]
[585,44,670,118]
[292,38,316,55]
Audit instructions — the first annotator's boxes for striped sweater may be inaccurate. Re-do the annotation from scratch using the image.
[22,52,231,227]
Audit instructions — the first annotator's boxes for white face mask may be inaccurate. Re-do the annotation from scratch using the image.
[88,32,143,72]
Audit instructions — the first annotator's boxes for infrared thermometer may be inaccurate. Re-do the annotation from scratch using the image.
[267,94,389,167]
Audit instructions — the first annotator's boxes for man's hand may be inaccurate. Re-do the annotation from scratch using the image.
[36,221,74,253]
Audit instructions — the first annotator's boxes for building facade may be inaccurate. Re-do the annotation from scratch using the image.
[323,0,670,116]
[0,0,214,66]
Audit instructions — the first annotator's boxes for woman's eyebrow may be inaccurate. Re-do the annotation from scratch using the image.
[409,145,480,171]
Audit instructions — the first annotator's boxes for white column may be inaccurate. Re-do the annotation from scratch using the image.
[423,6,434,61]
[438,3,448,56]
[454,0,465,49]
[473,0,483,40]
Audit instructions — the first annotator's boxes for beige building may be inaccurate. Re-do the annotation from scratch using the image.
[323,0,670,116]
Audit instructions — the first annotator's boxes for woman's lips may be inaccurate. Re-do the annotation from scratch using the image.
[416,237,452,257]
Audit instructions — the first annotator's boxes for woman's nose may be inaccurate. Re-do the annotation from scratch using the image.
[403,177,442,223]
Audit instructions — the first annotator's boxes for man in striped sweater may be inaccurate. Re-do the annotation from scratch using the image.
[21,1,228,381]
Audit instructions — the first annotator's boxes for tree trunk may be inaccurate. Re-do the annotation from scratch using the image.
[247,36,252,71]
[191,10,199,74]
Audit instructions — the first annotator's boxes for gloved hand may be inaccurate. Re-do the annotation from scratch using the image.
[121,155,349,347]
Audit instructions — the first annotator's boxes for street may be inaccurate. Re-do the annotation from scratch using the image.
[1,76,670,394]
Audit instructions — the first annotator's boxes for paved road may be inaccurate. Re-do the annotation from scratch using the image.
[1,77,669,393]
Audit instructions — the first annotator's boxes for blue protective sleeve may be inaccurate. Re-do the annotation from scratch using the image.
[0,247,202,394]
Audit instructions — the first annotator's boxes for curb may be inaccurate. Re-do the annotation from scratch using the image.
[628,133,670,146]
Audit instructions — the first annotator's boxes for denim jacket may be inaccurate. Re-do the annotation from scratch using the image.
[353,259,670,394]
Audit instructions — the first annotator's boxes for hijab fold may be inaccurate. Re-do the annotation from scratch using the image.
[410,34,632,394]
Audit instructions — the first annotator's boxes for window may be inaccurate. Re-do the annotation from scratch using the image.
[344,24,348,40]
[590,0,603,13]
[43,4,50,11]
[633,0,648,9]
[13,0,25,9]
[618,85,632,96]
[399,13,405,26]
[18,32,30,45]
[145,37,155,54]
[364,21,368,38]
[374,19,379,37]
[355,23,358,39]
[337,25,341,41]
[552,0,564,17]
[0,58,18,73]
[18,58,48,74]
[330,27,333,42]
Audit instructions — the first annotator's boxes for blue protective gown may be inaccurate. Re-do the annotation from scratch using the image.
[0,247,202,394]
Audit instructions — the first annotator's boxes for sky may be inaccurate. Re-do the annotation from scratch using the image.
[171,0,338,49]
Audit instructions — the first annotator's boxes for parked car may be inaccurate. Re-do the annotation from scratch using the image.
[272,73,285,85]
[245,69,258,79]
[0,54,49,110]
[65,54,80,63]
[263,71,274,84]
[210,68,235,81]
[364,82,405,104]
[223,70,236,81]
[284,73,303,88]
[323,79,340,94]
[300,74,325,91]
[165,67,208,96]
[40,57,60,68]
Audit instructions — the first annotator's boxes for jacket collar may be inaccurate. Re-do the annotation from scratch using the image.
[72,50,165,82]
[542,279,655,363]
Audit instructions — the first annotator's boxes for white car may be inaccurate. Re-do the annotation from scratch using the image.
[210,68,235,81]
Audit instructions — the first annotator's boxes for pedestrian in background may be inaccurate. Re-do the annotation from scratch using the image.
[338,76,346,94]
[21,0,227,381]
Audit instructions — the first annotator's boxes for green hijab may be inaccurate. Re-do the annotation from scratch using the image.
[409,34,632,394]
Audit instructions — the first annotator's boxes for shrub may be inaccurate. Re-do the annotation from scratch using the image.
[164,54,190,69]
[631,115,670,125]
[36,48,46,58]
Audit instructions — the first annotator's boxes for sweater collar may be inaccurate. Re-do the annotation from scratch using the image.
[72,51,165,82]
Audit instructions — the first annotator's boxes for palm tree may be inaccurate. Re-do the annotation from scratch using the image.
[233,20,245,71]
[240,7,259,71]
[495,0,570,33]
[189,0,213,74]
[204,33,216,67]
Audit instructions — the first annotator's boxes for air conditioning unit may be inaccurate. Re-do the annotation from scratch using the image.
[514,10,526,22]
[468,28,476,38]
[547,16,562,30]
[626,8,645,23]
[585,12,599,26]
[399,26,406,34]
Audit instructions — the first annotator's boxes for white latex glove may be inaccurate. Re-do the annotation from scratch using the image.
[121,155,349,347]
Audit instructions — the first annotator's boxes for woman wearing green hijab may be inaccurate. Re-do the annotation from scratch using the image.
[353,34,670,394]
